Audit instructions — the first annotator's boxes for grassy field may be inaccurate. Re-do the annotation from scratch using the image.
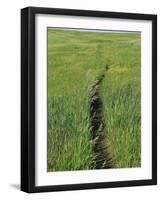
[47,28,141,171]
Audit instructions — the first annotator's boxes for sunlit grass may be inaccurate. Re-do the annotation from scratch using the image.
[47,28,141,171]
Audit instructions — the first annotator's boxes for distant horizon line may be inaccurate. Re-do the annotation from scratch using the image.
[47,27,141,34]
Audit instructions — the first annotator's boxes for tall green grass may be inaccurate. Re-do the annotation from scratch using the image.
[101,81,141,167]
[101,36,141,167]
[48,93,93,171]
[47,28,141,171]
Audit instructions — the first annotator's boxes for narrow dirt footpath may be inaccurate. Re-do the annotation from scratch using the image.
[89,67,115,169]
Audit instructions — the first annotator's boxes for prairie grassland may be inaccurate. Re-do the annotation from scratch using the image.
[47,28,141,171]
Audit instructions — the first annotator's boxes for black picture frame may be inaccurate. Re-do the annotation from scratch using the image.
[21,6,157,193]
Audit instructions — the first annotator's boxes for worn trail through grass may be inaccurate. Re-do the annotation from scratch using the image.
[89,67,115,169]
[48,29,141,171]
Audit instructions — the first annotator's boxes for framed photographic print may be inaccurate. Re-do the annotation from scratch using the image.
[21,7,157,193]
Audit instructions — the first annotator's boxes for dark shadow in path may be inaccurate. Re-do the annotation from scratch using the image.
[89,67,115,169]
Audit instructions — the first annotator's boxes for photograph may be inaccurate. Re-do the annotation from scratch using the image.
[21,7,157,192]
[47,28,141,172]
